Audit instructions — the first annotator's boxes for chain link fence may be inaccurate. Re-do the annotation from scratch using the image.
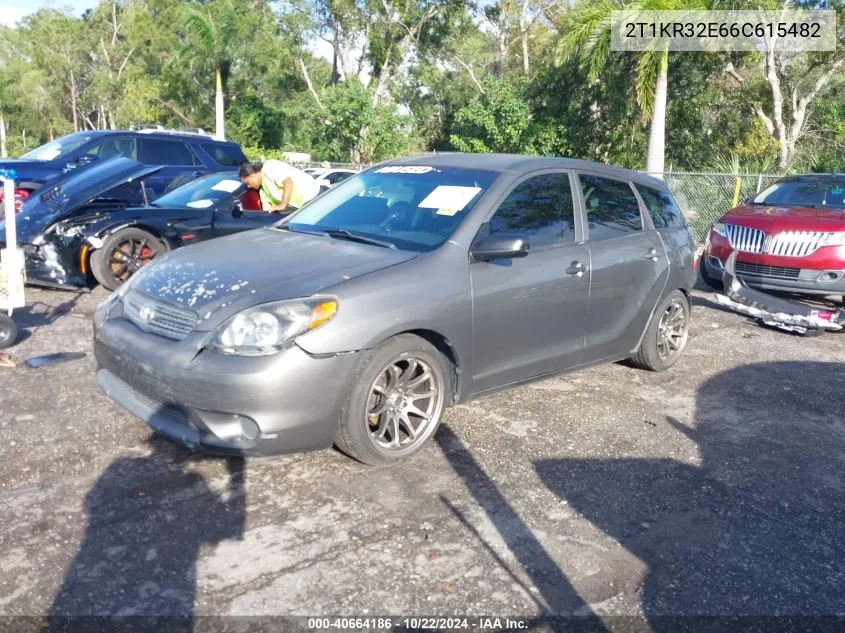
[657,172,783,241]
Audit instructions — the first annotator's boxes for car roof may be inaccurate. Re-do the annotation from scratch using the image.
[65,129,240,145]
[380,153,668,190]
[775,173,845,182]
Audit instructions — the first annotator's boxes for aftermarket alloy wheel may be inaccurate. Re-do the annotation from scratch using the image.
[335,334,449,465]
[0,313,18,350]
[91,228,165,291]
[630,290,691,372]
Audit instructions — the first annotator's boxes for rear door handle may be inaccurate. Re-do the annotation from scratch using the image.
[645,248,660,262]
[566,261,588,277]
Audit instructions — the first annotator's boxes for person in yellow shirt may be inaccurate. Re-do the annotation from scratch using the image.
[238,160,321,213]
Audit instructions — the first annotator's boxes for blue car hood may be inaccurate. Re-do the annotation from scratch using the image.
[0,157,160,246]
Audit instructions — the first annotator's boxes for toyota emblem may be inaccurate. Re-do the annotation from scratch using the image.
[138,305,156,324]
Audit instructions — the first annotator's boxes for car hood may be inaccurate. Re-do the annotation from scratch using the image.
[0,158,159,246]
[130,228,418,323]
[723,204,845,232]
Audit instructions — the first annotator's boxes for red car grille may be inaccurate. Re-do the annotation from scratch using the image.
[735,262,800,279]
[725,224,835,258]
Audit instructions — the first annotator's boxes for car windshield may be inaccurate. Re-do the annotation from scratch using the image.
[152,173,243,208]
[19,134,92,161]
[753,178,845,209]
[280,166,498,252]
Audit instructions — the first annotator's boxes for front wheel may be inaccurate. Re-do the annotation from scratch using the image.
[630,290,691,372]
[91,227,165,291]
[0,314,18,350]
[335,334,450,466]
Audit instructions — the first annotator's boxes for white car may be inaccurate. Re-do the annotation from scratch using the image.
[311,168,358,190]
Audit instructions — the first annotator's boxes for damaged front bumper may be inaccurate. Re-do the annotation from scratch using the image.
[716,250,845,334]
[94,304,362,455]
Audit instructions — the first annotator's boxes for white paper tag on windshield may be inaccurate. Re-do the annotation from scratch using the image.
[186,199,214,209]
[419,186,481,216]
[211,179,242,193]
[37,149,62,161]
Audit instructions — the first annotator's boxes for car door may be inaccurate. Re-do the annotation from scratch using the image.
[137,138,205,199]
[577,172,670,363]
[469,171,590,395]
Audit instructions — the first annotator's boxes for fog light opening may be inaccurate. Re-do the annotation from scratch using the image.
[817,271,842,283]
[709,256,724,270]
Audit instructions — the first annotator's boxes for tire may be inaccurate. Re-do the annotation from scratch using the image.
[630,290,691,372]
[0,314,18,350]
[335,334,450,466]
[699,251,723,290]
[91,227,166,291]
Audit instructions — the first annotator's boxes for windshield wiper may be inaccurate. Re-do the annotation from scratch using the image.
[322,228,397,249]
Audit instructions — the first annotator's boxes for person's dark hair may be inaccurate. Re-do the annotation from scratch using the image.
[238,162,263,179]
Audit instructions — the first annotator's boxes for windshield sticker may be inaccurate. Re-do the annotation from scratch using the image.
[186,199,214,209]
[419,185,482,216]
[212,179,242,193]
[374,166,434,174]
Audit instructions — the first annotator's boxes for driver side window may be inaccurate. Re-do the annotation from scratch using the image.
[487,172,576,249]
[85,138,137,160]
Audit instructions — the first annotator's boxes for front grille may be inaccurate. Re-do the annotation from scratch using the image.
[725,224,767,253]
[123,290,199,341]
[735,262,800,279]
[768,231,829,257]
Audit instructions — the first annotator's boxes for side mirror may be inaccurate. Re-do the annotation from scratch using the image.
[471,234,529,261]
[232,200,244,218]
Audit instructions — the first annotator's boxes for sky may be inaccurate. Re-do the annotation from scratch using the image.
[1,0,106,27]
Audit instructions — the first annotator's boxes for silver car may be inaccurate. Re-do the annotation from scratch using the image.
[94,154,697,465]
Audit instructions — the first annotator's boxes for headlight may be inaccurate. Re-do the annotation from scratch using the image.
[209,298,338,356]
[712,222,727,237]
[821,232,845,247]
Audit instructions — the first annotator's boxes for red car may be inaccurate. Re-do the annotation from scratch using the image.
[701,175,845,302]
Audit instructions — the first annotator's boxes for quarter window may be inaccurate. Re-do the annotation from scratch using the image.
[138,139,198,166]
[487,173,576,248]
[580,174,643,241]
[636,184,686,229]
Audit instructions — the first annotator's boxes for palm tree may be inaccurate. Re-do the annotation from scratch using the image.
[556,0,697,176]
[174,0,237,139]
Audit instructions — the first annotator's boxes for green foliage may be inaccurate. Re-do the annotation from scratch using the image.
[449,78,535,154]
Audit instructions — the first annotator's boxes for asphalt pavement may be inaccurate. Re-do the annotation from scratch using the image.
[0,284,843,628]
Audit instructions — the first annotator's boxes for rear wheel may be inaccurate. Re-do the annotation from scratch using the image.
[91,228,165,291]
[0,314,18,350]
[699,251,723,290]
[335,334,450,466]
[630,290,691,372]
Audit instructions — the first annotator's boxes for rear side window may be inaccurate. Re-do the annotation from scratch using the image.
[580,174,643,241]
[488,172,576,248]
[203,143,247,167]
[326,171,353,184]
[138,139,197,166]
[85,138,137,160]
[636,184,686,229]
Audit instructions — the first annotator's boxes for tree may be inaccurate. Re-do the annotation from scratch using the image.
[173,0,239,138]
[449,77,535,153]
[556,0,701,176]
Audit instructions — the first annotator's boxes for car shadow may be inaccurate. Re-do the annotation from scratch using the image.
[42,432,246,632]
[11,292,87,345]
[536,361,845,623]
[435,426,606,630]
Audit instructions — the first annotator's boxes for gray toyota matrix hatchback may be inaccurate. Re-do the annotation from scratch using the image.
[94,154,697,465]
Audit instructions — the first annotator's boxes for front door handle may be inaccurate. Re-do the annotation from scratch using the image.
[566,261,588,277]
[645,248,660,262]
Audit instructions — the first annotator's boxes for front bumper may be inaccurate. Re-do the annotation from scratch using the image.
[94,310,361,456]
[703,254,845,296]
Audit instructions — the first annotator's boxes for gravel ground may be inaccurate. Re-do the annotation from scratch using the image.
[0,283,843,628]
